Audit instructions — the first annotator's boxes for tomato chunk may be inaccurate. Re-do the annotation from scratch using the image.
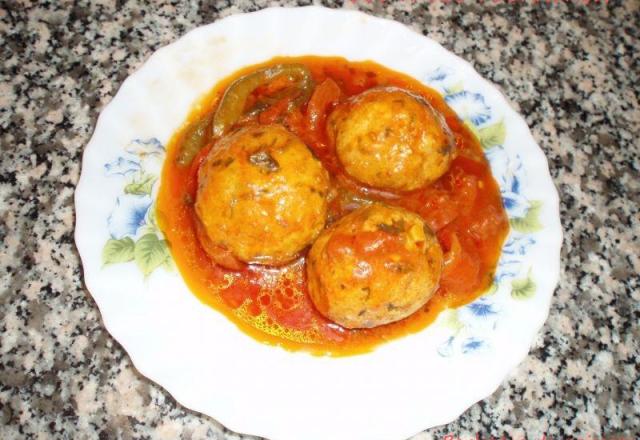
[439,232,481,294]
[306,78,341,131]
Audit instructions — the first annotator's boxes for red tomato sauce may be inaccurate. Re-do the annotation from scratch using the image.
[157,56,509,355]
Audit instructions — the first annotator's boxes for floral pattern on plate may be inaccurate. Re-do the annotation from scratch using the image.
[425,67,543,356]
[102,138,172,276]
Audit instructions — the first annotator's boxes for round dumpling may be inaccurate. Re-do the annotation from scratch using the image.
[195,124,330,267]
[306,203,443,329]
[327,87,455,192]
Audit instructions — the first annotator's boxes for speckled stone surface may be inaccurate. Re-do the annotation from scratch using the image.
[1,0,639,438]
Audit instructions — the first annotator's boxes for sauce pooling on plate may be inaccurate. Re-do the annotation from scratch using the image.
[157,56,509,355]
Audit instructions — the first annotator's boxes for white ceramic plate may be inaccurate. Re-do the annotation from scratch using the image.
[75,7,562,440]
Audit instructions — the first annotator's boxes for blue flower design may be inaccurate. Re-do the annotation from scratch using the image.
[108,194,152,239]
[502,235,536,256]
[494,235,536,284]
[125,138,165,156]
[424,66,461,95]
[485,148,529,218]
[466,299,498,317]
[461,337,485,354]
[494,259,522,284]
[425,66,451,83]
[502,194,528,219]
[444,91,492,126]
[104,157,141,177]
[437,336,455,357]
[501,175,528,218]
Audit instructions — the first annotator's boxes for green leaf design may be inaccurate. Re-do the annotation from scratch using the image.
[511,270,536,300]
[137,224,157,236]
[478,120,506,149]
[102,237,135,266]
[441,309,464,333]
[162,256,175,271]
[510,200,543,233]
[124,172,156,196]
[445,82,464,95]
[134,233,171,276]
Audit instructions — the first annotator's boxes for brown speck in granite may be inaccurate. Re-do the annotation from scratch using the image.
[1,1,639,439]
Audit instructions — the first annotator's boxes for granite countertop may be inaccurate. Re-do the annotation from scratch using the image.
[1,0,638,438]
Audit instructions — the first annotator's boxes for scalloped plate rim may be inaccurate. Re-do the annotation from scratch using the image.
[75,6,562,440]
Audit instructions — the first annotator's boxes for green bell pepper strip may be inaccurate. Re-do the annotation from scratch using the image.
[176,63,314,167]
[176,112,213,167]
[212,63,314,137]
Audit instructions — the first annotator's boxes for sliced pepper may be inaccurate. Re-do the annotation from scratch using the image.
[177,63,314,167]
[212,63,314,137]
[176,112,213,167]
